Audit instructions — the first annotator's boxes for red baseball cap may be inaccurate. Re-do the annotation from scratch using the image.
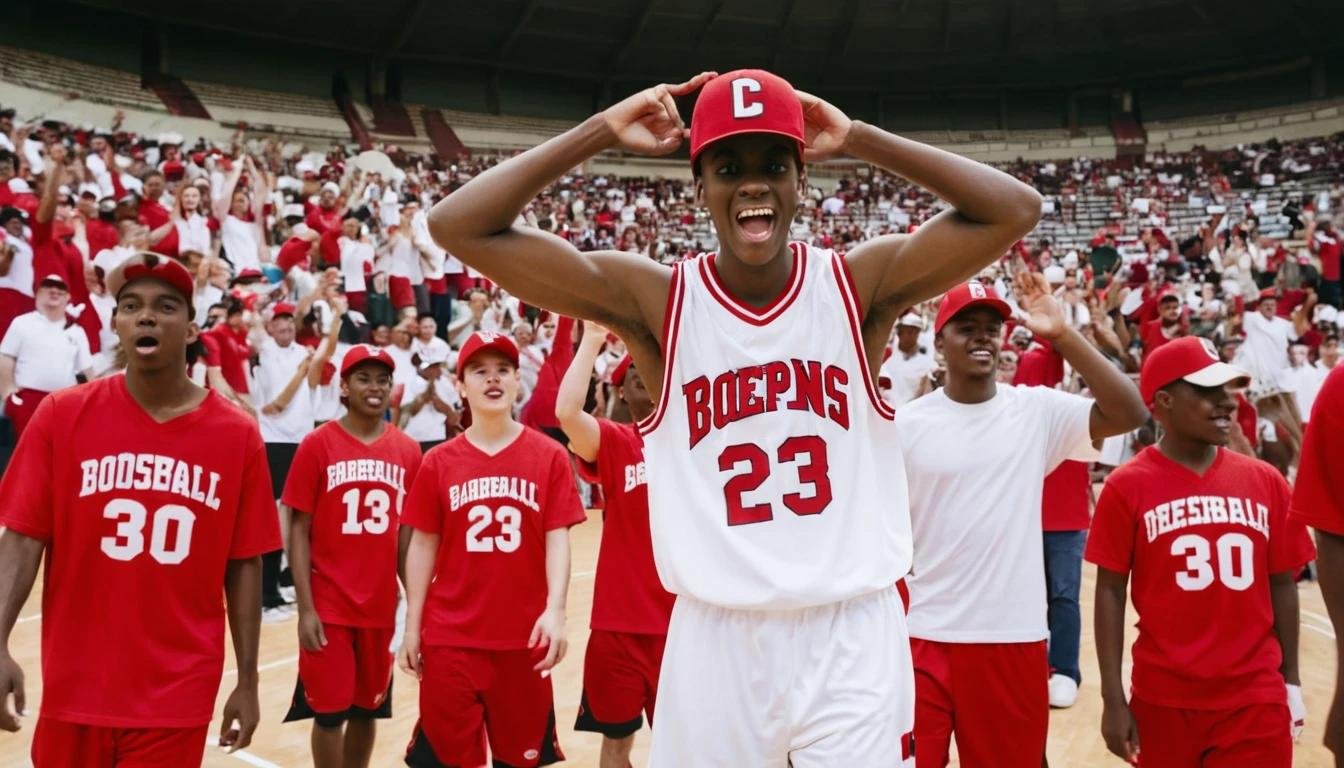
[105,252,195,304]
[1139,336,1250,406]
[933,281,1013,333]
[610,354,634,387]
[271,301,297,317]
[456,331,519,378]
[340,344,396,378]
[689,69,804,167]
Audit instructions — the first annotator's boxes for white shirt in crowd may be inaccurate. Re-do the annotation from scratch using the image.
[400,375,461,442]
[89,292,119,375]
[412,209,463,278]
[253,337,315,443]
[880,347,936,410]
[1236,310,1294,388]
[175,213,212,256]
[1277,363,1328,423]
[412,336,453,367]
[93,245,137,278]
[0,234,34,298]
[388,234,424,283]
[384,344,417,388]
[340,237,375,294]
[221,215,261,272]
[1,311,93,392]
[898,384,1095,643]
[310,344,349,423]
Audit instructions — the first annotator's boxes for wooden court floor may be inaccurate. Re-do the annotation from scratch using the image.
[2,515,1340,767]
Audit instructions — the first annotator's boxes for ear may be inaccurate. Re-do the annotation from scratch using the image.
[185,321,200,345]
[693,177,704,207]
[933,331,944,355]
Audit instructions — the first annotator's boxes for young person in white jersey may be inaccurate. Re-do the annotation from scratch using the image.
[426,68,1042,765]
[897,272,1147,767]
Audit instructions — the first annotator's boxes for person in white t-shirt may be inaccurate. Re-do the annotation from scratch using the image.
[0,273,94,439]
[336,214,376,315]
[1277,341,1327,424]
[0,207,35,341]
[398,349,460,452]
[880,312,936,409]
[897,275,1147,768]
[412,312,453,366]
[1236,288,1295,394]
[215,155,267,273]
[386,204,426,318]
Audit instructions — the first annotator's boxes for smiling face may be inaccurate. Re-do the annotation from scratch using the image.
[113,279,197,373]
[341,362,393,418]
[1154,380,1237,446]
[695,133,802,267]
[935,306,1005,382]
[457,349,519,416]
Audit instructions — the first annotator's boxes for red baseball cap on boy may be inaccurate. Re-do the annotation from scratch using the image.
[105,252,195,304]
[689,69,804,167]
[1139,336,1250,406]
[456,331,519,379]
[340,344,396,378]
[933,281,1013,333]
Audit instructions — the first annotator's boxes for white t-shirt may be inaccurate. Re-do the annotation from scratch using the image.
[253,337,314,443]
[221,215,261,272]
[0,311,93,392]
[879,348,936,410]
[89,292,119,375]
[400,375,460,441]
[339,237,375,294]
[175,213,212,256]
[0,234,34,297]
[1236,310,1294,386]
[412,336,452,366]
[388,235,423,282]
[898,384,1095,642]
[1277,363,1327,423]
[385,344,417,388]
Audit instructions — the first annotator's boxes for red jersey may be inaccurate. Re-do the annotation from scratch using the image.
[576,419,675,634]
[138,200,170,230]
[1042,460,1090,531]
[401,427,585,649]
[1291,365,1344,534]
[0,375,280,727]
[282,421,422,627]
[306,203,342,235]
[1084,447,1314,709]
[1139,319,1182,354]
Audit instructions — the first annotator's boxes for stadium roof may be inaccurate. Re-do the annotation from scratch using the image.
[65,0,1344,96]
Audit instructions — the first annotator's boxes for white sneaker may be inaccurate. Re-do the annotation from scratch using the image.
[278,585,297,604]
[262,605,293,624]
[1048,673,1079,708]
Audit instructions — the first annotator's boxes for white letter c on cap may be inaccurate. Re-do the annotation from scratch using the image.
[732,78,764,119]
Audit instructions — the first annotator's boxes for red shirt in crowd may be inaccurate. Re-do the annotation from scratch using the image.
[521,314,575,431]
[305,203,342,235]
[282,421,422,627]
[1013,340,1065,388]
[85,216,119,258]
[0,376,280,727]
[401,427,585,649]
[138,199,170,230]
[1291,366,1344,534]
[1084,446,1315,709]
[577,419,675,634]
[31,218,101,353]
[1042,459,1091,532]
[1139,319,1184,354]
[200,323,252,394]
[1314,227,1341,282]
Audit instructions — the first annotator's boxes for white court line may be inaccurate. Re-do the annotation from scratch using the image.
[16,613,39,624]
[223,654,298,678]
[572,570,595,579]
[1303,608,1335,627]
[1304,621,1337,640]
[205,740,283,768]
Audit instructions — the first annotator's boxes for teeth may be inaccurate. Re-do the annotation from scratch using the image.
[736,207,774,220]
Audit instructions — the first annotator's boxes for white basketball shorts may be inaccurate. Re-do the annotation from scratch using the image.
[649,586,915,767]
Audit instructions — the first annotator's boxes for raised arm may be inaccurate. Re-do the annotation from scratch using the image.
[556,320,607,462]
[427,74,715,332]
[214,159,244,222]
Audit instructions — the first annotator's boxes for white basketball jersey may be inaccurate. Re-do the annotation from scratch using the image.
[639,242,913,610]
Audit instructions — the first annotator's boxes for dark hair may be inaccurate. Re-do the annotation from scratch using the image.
[143,170,165,182]
[416,311,435,323]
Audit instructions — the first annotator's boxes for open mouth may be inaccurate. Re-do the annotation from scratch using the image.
[969,349,996,362]
[133,335,160,355]
[484,386,505,401]
[735,206,775,243]
[1211,414,1232,431]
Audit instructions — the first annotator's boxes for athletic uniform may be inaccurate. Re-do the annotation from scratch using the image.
[401,427,586,768]
[1085,446,1314,767]
[0,375,280,767]
[898,382,1095,767]
[640,242,914,766]
[572,418,675,738]
[1292,365,1344,534]
[281,420,421,724]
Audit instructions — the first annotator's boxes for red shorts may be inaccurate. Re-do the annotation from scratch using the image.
[424,276,448,295]
[389,276,416,309]
[1131,696,1290,767]
[4,388,49,436]
[345,290,367,314]
[296,624,394,720]
[912,639,1048,768]
[574,629,666,738]
[406,645,563,768]
[32,717,208,768]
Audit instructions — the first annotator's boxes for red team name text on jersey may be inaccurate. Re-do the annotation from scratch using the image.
[78,453,222,510]
[682,358,849,448]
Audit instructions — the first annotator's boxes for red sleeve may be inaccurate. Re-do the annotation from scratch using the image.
[543,445,586,532]
[1083,479,1136,574]
[280,436,322,515]
[1291,368,1344,533]
[229,438,282,558]
[574,417,617,484]
[199,331,221,368]
[319,229,340,268]
[1267,469,1315,573]
[305,207,327,234]
[154,225,179,258]
[109,169,125,199]
[401,452,444,534]
[32,218,52,247]
[545,315,576,376]
[0,395,58,541]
